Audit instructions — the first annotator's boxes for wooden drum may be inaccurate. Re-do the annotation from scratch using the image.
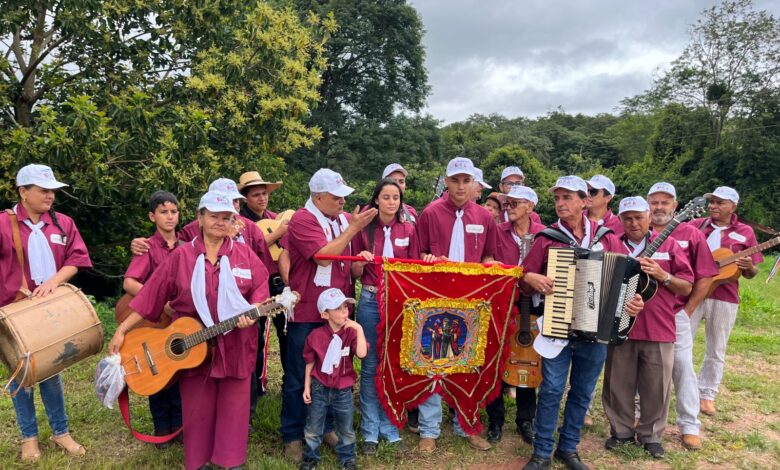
[0,284,104,388]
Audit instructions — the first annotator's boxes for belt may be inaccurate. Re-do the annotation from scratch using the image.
[363,285,378,293]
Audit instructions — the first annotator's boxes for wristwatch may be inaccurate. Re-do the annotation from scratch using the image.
[662,273,672,287]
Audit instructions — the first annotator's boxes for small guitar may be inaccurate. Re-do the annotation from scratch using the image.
[637,196,707,301]
[120,291,298,396]
[503,296,542,388]
[115,293,171,330]
[256,209,295,261]
[707,235,780,295]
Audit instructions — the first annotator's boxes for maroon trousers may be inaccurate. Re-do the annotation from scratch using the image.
[180,374,251,469]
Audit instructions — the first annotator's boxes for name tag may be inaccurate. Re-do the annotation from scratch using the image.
[49,234,66,245]
[232,267,252,279]
[652,252,670,261]
[591,242,604,252]
[341,346,350,357]
[728,232,746,243]
[394,237,410,247]
[677,240,689,248]
[465,224,484,234]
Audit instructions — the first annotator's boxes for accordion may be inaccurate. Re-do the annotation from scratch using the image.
[541,247,640,345]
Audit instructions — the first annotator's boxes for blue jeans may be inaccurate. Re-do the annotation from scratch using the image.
[10,374,69,439]
[533,341,607,458]
[280,322,333,442]
[149,382,182,433]
[417,394,472,438]
[303,378,356,465]
[357,290,401,443]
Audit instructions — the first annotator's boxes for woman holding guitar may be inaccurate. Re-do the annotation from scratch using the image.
[109,191,270,470]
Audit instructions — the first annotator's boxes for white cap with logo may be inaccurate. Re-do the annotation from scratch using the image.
[198,191,238,214]
[16,164,68,189]
[587,175,616,196]
[317,288,356,313]
[382,163,408,179]
[473,168,492,189]
[704,186,739,204]
[446,157,477,177]
[618,196,650,214]
[549,176,588,194]
[647,182,677,198]
[309,169,354,197]
[506,186,538,205]
[209,178,245,200]
[501,166,524,181]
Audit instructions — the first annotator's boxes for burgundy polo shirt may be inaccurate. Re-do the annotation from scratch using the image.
[666,223,719,311]
[691,215,763,304]
[0,205,92,306]
[415,197,498,261]
[303,323,359,390]
[352,219,419,286]
[129,237,269,378]
[585,209,624,237]
[285,208,355,323]
[494,220,547,266]
[179,215,271,273]
[124,231,177,283]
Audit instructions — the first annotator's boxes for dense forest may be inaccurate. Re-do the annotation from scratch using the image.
[1,0,778,294]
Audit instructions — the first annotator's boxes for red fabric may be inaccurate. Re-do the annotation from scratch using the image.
[374,259,521,434]
[118,388,182,444]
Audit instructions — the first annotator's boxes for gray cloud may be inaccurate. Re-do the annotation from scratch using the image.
[409,0,780,122]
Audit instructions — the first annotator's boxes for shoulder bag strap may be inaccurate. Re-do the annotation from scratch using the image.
[5,209,29,292]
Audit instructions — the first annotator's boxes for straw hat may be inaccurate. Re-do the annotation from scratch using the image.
[238,171,282,194]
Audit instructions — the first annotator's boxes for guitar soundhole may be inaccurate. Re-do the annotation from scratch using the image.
[517,332,533,347]
[170,338,186,355]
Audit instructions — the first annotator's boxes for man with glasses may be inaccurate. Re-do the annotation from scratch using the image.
[499,166,542,224]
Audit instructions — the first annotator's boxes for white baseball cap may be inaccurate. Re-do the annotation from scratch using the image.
[309,169,354,197]
[549,176,588,194]
[446,157,477,177]
[473,168,492,189]
[704,186,739,204]
[501,166,524,182]
[198,191,238,214]
[317,288,356,313]
[15,164,68,189]
[647,182,677,198]
[209,178,245,200]
[618,196,650,215]
[382,163,408,179]
[587,175,615,196]
[506,186,538,205]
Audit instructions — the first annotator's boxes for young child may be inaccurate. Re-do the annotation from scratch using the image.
[122,190,182,446]
[301,288,368,470]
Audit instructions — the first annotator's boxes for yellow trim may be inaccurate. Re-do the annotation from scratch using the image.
[384,260,522,278]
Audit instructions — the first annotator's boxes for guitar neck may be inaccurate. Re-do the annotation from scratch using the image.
[642,218,682,257]
[183,303,280,349]
[720,236,780,266]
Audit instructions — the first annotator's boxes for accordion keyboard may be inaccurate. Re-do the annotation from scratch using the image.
[542,248,577,339]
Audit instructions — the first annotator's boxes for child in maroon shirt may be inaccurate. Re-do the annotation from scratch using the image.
[301,288,368,470]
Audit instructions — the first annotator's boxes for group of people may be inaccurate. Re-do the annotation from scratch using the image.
[0,157,764,470]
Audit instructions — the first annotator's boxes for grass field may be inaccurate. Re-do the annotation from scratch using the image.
[1,257,779,469]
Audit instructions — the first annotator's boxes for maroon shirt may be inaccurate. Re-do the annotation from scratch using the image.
[179,215,270,271]
[353,218,419,286]
[666,223,719,311]
[615,233,694,343]
[494,220,547,266]
[303,323,359,390]
[692,215,763,304]
[285,208,355,323]
[415,197,498,262]
[0,204,92,306]
[585,208,624,237]
[124,231,177,283]
[129,237,269,378]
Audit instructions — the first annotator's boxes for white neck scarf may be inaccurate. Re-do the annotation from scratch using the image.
[382,226,395,257]
[304,198,350,287]
[321,333,343,375]
[190,239,252,331]
[556,216,592,248]
[706,222,728,251]
[624,238,647,258]
[448,209,465,262]
[511,231,529,265]
[21,217,57,285]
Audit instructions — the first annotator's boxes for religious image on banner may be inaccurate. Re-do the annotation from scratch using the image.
[375,260,522,435]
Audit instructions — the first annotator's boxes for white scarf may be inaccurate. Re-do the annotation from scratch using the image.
[511,232,527,265]
[190,238,252,330]
[448,209,465,262]
[321,333,343,375]
[21,217,57,285]
[556,216,592,248]
[304,198,349,287]
[624,238,647,258]
[382,226,395,257]
[706,222,728,251]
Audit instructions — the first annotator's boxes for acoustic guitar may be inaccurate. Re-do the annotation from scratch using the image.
[503,296,542,388]
[120,292,298,396]
[256,210,295,261]
[707,235,780,296]
[114,293,171,330]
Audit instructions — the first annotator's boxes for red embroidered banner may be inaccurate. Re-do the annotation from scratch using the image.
[375,260,522,434]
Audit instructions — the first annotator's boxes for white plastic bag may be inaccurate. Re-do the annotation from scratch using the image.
[94,354,126,409]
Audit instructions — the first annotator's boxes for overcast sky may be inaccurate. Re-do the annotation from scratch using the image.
[409,0,780,123]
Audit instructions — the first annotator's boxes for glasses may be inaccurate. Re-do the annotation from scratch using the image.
[504,200,530,209]
[503,181,524,188]
[588,188,600,197]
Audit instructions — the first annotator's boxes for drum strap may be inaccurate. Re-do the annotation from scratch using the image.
[4,209,30,293]
[2,352,31,398]
[118,387,183,444]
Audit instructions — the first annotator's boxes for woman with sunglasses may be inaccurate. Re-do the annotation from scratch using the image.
[585,175,623,237]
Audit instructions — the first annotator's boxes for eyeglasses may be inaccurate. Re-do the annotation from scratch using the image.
[503,181,524,188]
[504,200,529,209]
[588,188,600,197]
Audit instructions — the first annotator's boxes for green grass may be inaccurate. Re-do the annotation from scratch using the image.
[1,257,779,468]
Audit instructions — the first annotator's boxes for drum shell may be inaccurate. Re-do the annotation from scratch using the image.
[0,284,104,388]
